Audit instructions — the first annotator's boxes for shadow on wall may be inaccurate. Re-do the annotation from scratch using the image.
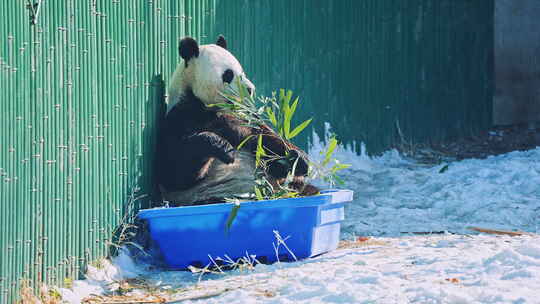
[495,61,540,125]
[495,0,540,126]
[108,74,165,258]
[146,75,167,206]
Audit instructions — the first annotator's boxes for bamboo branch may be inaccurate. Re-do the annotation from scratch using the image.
[467,226,530,236]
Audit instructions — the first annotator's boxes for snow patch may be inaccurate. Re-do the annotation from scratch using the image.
[308,128,540,237]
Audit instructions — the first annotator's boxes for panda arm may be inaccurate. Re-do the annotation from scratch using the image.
[213,114,285,153]
[157,131,236,191]
[164,102,236,164]
[186,131,236,164]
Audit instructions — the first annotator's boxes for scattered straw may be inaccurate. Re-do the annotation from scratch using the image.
[338,237,389,249]
[82,278,270,304]
[19,282,62,304]
[82,294,166,304]
[467,226,531,237]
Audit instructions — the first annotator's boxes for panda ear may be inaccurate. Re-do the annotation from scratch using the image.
[216,35,227,49]
[179,37,199,63]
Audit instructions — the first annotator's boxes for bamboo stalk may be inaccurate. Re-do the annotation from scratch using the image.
[467,226,530,236]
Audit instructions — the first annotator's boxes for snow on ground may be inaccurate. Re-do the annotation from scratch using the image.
[173,234,540,303]
[308,130,540,237]
[60,131,540,303]
[63,235,540,303]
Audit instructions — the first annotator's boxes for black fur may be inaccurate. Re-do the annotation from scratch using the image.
[216,35,227,49]
[156,90,225,191]
[222,69,234,84]
[179,37,199,65]
[155,90,316,195]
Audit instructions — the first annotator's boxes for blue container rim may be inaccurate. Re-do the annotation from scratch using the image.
[137,189,351,219]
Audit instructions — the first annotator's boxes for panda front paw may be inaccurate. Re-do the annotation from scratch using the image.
[208,134,236,164]
[266,150,309,179]
[218,143,236,164]
[191,131,236,164]
[286,150,309,176]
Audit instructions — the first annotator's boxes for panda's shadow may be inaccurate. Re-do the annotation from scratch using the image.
[140,73,166,205]
[108,74,166,258]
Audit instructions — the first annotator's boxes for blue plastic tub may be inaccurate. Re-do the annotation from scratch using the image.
[136,189,353,269]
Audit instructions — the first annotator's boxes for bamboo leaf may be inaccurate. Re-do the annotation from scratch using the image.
[335,163,351,170]
[290,97,299,116]
[291,155,299,177]
[225,203,241,233]
[439,164,449,174]
[254,187,264,200]
[283,104,292,139]
[283,96,290,114]
[280,90,291,137]
[285,90,293,104]
[279,89,285,108]
[208,103,235,110]
[289,118,312,139]
[237,135,254,150]
[330,162,350,174]
[219,92,241,102]
[237,78,246,100]
[284,119,291,139]
[333,174,345,185]
[322,137,338,166]
[266,107,277,127]
[255,135,266,167]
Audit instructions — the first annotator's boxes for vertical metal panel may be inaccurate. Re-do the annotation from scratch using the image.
[0,1,216,302]
[0,1,36,302]
[215,0,494,153]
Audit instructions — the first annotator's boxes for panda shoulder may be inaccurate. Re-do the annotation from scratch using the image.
[168,63,185,98]
[166,99,204,121]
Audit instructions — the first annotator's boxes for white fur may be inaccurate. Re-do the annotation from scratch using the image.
[167,44,255,114]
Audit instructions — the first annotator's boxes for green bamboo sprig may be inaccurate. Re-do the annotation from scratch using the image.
[216,79,349,200]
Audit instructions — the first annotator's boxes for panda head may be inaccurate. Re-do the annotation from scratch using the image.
[167,35,255,113]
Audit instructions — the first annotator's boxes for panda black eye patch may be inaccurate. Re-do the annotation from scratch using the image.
[222,69,234,84]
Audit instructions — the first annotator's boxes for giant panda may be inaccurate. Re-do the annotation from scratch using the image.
[155,35,318,206]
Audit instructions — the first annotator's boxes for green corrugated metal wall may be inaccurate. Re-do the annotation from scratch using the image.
[0,1,217,302]
[216,0,493,152]
[0,1,492,302]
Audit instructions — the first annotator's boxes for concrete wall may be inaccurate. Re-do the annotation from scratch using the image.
[495,0,540,126]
